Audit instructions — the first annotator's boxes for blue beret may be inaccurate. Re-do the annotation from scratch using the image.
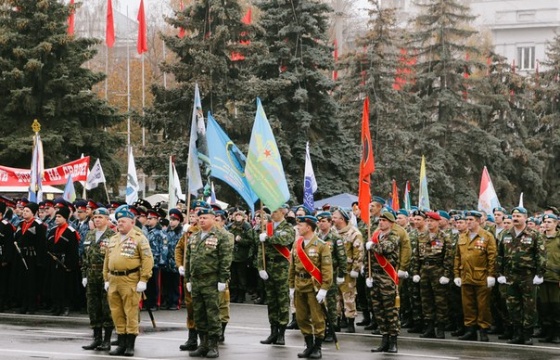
[486,214,495,223]
[504,214,512,220]
[197,208,215,216]
[372,196,386,205]
[315,211,332,220]
[465,210,482,218]
[335,208,351,221]
[191,200,209,210]
[511,207,527,215]
[437,210,450,220]
[397,209,409,217]
[543,214,558,221]
[493,206,507,214]
[380,209,395,222]
[115,206,135,220]
[296,206,312,215]
[297,215,318,226]
[214,210,227,218]
[93,207,110,216]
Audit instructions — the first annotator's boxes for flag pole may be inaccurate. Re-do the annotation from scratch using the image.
[260,201,266,272]
[102,182,111,204]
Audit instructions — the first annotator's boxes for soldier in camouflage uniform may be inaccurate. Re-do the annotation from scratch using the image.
[81,208,115,351]
[214,210,234,343]
[497,207,546,345]
[539,214,560,343]
[365,210,401,353]
[161,209,183,310]
[316,211,346,342]
[406,211,425,333]
[226,209,253,303]
[144,209,164,311]
[395,210,414,328]
[495,214,514,340]
[411,211,454,339]
[185,208,232,358]
[332,208,364,333]
[258,207,295,346]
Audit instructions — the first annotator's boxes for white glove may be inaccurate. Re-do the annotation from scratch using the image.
[497,276,507,284]
[104,281,109,291]
[336,276,344,285]
[365,277,373,288]
[316,289,327,304]
[259,233,267,242]
[259,270,269,280]
[533,275,544,285]
[178,266,185,276]
[350,270,359,279]
[412,275,421,283]
[454,278,462,287]
[487,276,496,288]
[439,276,450,285]
[289,288,295,300]
[136,281,147,293]
[186,282,192,293]
[365,241,373,251]
[82,278,88,288]
[217,282,226,292]
[398,270,409,279]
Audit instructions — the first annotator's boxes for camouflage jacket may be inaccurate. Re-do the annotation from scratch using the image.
[318,229,347,279]
[163,225,183,272]
[227,221,253,263]
[146,224,164,268]
[336,224,364,274]
[544,231,560,282]
[82,227,115,279]
[410,228,454,278]
[498,226,546,278]
[364,228,400,274]
[257,219,295,269]
[185,225,232,285]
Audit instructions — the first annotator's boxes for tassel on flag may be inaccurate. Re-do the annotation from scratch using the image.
[106,0,115,48]
[477,166,501,214]
[358,97,375,224]
[391,180,399,211]
[67,0,75,36]
[137,0,148,54]
[303,142,318,211]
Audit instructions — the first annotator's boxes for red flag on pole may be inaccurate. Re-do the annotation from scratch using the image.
[67,0,75,36]
[106,0,115,48]
[358,97,375,224]
[178,0,186,39]
[391,179,399,210]
[137,0,148,54]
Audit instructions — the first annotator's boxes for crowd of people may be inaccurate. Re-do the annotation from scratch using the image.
[0,194,558,358]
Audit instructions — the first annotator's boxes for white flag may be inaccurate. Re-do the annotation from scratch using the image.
[519,192,524,208]
[85,158,106,190]
[126,147,139,205]
[187,84,204,196]
[168,156,183,208]
[303,142,317,210]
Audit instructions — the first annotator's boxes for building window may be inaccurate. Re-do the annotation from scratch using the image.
[517,46,535,70]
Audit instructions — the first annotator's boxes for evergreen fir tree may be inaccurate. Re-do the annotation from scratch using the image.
[0,0,123,189]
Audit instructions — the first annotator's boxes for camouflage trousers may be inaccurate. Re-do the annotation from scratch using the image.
[337,274,357,319]
[419,264,448,325]
[537,281,560,327]
[506,274,537,330]
[370,271,399,336]
[264,260,290,326]
[326,283,338,326]
[85,277,113,328]
[191,282,221,338]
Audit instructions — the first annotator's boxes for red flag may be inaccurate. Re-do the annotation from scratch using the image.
[391,179,399,210]
[231,8,252,61]
[67,0,75,36]
[137,0,148,54]
[178,0,185,39]
[358,97,375,224]
[106,0,115,48]
[332,39,338,81]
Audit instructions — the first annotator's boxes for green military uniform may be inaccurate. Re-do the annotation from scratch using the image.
[540,228,560,342]
[405,228,423,331]
[227,220,253,302]
[336,224,363,320]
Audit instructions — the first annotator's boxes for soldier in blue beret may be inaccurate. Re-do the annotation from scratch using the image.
[539,213,560,343]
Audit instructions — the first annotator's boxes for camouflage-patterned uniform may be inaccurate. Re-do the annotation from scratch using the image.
[83,227,115,328]
[318,228,347,330]
[365,229,401,336]
[336,224,364,320]
[227,220,253,302]
[217,227,234,326]
[257,220,295,327]
[540,229,560,341]
[145,224,164,310]
[185,225,232,340]
[412,228,454,330]
[161,225,182,309]
[498,226,546,340]
[406,228,424,329]
[446,228,464,331]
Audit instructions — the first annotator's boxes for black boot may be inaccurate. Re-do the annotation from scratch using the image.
[334,317,341,332]
[458,326,477,341]
[364,319,378,331]
[435,323,445,339]
[551,327,560,344]
[96,327,113,351]
[451,324,466,337]
[82,327,102,350]
[297,335,314,358]
[237,290,245,303]
[523,328,533,345]
[371,334,389,352]
[260,324,278,344]
[180,328,198,351]
[219,323,227,343]
[308,337,323,359]
[123,334,136,357]
[507,327,524,345]
[189,332,209,357]
[275,325,286,345]
[339,315,348,328]
[110,338,119,346]
[498,326,513,340]
[356,311,371,326]
[408,320,423,333]
[420,321,435,338]
[205,336,219,359]
[287,314,299,330]
[345,318,355,333]
[108,334,126,356]
[479,328,489,342]
[387,335,398,353]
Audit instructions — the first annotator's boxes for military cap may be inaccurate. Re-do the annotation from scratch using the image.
[169,208,184,222]
[53,198,68,209]
[75,200,87,211]
[159,218,170,227]
[109,200,125,209]
[147,209,160,219]
[296,206,312,216]
[465,210,483,218]
[504,214,512,220]
[215,210,227,219]
[448,209,461,216]
[86,199,98,209]
[486,214,495,223]
[511,207,527,215]
[316,211,332,221]
[44,199,54,208]
[136,206,148,217]
[426,211,441,220]
[454,213,466,221]
[297,215,318,226]
[210,203,222,211]
[493,206,507,214]
[527,217,536,224]
[197,208,215,216]
[372,196,386,205]
[543,214,558,221]
[93,207,110,216]
[437,210,450,220]
[56,207,70,221]
[334,208,351,221]
[38,201,45,209]
[135,199,152,209]
[545,206,560,216]
[191,200,209,210]
[380,209,396,222]
[25,202,39,214]
[17,198,29,207]
[262,207,271,215]
[0,196,16,208]
[412,209,426,218]
[281,204,290,210]
[128,206,139,217]
[351,201,359,208]
[397,209,409,217]
[115,206,135,220]
[177,198,186,205]
[322,203,331,211]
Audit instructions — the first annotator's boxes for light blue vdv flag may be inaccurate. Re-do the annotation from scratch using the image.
[206,113,258,212]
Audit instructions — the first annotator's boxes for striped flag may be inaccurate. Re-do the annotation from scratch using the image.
[477,166,500,214]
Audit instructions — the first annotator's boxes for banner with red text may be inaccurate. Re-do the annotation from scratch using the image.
[0,157,90,186]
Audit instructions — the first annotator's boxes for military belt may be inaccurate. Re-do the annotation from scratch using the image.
[90,264,104,270]
[297,272,312,279]
[110,267,140,276]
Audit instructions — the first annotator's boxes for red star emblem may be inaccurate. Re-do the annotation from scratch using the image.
[264,149,271,157]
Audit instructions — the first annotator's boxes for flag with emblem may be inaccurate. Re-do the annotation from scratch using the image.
[245,98,290,211]
[85,158,106,190]
[63,173,77,202]
[303,142,317,211]
[126,147,139,205]
[477,166,500,214]
[28,133,44,203]
[187,84,205,196]
[418,155,430,210]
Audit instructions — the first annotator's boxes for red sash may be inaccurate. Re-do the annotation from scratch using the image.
[370,230,399,285]
[267,221,291,261]
[295,237,322,285]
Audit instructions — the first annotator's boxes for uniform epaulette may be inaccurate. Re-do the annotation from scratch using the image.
[36,219,43,224]
[1,219,8,225]
[68,226,76,232]
[315,238,326,245]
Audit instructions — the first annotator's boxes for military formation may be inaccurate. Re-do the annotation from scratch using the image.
[0,193,558,358]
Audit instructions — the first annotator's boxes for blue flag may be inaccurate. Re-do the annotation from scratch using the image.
[206,113,258,212]
[303,142,317,210]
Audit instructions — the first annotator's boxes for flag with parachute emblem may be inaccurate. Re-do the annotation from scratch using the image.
[303,142,317,211]
[126,147,139,205]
